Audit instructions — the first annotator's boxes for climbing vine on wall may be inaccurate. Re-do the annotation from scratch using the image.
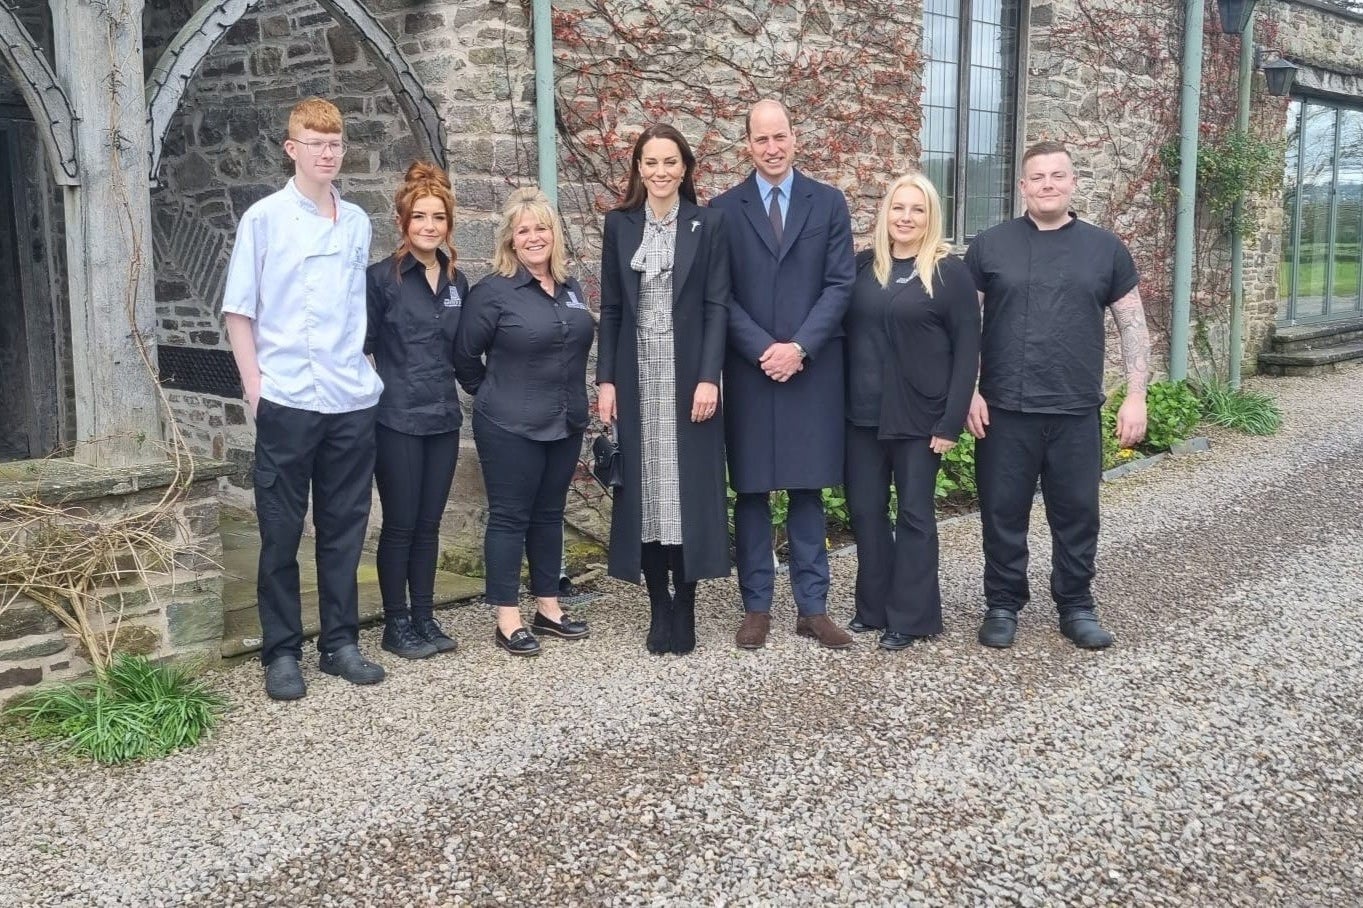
[548,0,925,265]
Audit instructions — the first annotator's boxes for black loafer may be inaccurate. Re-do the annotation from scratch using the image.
[848,617,883,634]
[319,644,386,685]
[495,626,541,656]
[414,615,459,654]
[1059,608,1114,650]
[978,607,1018,648]
[877,631,920,651]
[264,654,306,701]
[532,611,590,640]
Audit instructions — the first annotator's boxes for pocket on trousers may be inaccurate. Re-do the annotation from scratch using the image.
[254,468,278,489]
[254,468,280,520]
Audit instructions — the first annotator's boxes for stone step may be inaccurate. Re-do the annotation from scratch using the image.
[1271,315,1363,353]
[1258,339,1363,377]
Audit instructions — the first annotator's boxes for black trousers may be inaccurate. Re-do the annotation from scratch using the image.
[844,424,944,636]
[472,412,581,605]
[976,406,1101,615]
[734,489,828,616]
[374,424,459,619]
[253,399,377,664]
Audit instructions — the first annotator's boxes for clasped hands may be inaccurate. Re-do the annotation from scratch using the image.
[760,342,804,382]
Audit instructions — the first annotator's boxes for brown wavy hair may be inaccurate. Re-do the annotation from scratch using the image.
[615,124,698,212]
[392,161,458,280]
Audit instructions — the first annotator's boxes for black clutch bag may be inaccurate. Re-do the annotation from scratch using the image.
[592,428,623,490]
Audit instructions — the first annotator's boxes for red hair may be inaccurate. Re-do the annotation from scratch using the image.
[392,161,458,280]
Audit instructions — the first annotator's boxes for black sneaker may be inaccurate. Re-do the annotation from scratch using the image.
[413,614,458,654]
[320,644,387,684]
[381,614,438,660]
[264,654,306,701]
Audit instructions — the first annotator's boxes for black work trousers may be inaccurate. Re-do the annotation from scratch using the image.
[976,406,1102,616]
[253,399,377,664]
[472,412,581,605]
[374,424,460,619]
[844,424,944,636]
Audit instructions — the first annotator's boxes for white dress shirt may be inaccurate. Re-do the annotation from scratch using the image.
[221,178,383,413]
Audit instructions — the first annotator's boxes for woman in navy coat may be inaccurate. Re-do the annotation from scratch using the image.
[596,124,732,655]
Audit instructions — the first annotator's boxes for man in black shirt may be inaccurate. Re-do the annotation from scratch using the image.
[964,141,1151,650]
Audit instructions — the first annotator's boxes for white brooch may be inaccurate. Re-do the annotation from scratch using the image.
[690,220,701,233]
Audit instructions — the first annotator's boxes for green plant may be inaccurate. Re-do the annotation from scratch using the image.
[6,653,226,764]
[1143,380,1203,449]
[937,432,977,500]
[1194,378,1283,435]
[1160,131,1283,237]
[821,487,850,530]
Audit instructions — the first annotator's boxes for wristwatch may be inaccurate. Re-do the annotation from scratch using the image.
[792,342,807,360]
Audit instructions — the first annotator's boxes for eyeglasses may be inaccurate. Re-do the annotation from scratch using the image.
[290,139,346,157]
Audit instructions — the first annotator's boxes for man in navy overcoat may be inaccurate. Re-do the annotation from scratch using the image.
[710,99,856,650]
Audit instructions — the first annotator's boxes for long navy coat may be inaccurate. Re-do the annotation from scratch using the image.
[596,200,733,583]
[710,170,855,493]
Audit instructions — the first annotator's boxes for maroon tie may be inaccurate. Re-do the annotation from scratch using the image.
[768,187,783,245]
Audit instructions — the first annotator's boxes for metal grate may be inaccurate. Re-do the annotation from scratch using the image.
[157,346,242,398]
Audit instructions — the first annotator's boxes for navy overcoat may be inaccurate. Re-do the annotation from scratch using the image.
[595,200,733,584]
[710,170,855,493]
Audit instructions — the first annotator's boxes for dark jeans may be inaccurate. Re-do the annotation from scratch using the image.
[976,406,1102,615]
[734,488,828,616]
[374,424,459,619]
[844,424,944,636]
[253,399,377,664]
[472,412,581,605]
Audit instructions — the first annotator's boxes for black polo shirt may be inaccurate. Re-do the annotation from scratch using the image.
[964,213,1139,414]
[453,267,595,442]
[364,250,471,435]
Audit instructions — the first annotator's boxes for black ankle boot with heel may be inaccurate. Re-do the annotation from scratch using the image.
[641,542,673,654]
[667,545,696,655]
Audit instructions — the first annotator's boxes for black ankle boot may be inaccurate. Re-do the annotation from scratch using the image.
[641,542,673,655]
[382,613,438,659]
[671,581,697,655]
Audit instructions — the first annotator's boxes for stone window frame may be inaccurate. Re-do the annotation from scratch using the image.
[920,0,1028,243]
[1279,91,1363,326]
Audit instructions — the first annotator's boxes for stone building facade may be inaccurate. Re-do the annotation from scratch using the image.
[1,0,1360,591]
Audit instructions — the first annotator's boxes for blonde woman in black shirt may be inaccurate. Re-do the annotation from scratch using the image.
[842,172,980,650]
[454,188,595,657]
[366,162,469,660]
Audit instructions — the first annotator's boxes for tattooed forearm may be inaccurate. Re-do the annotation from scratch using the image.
[1111,288,1150,394]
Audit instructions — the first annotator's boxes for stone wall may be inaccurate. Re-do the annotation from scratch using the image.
[0,462,230,703]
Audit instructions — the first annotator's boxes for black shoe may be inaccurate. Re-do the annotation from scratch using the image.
[558,576,579,598]
[319,644,386,685]
[848,617,883,634]
[381,614,438,660]
[495,626,541,657]
[1059,609,1114,649]
[978,607,1018,648]
[413,614,458,654]
[532,611,590,640]
[878,631,920,651]
[671,583,697,655]
[264,654,306,701]
[645,595,674,655]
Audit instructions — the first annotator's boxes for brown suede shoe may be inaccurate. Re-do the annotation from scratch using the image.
[735,612,771,649]
[796,614,854,649]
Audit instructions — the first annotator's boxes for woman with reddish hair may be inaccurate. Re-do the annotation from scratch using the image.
[365,161,469,659]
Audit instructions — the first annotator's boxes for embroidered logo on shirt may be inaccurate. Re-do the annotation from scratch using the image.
[565,290,588,310]
[444,287,462,308]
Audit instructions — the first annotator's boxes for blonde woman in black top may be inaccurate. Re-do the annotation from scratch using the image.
[842,172,980,650]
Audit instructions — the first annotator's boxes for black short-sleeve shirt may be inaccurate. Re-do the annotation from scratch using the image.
[964,213,1139,414]
[452,268,595,442]
[365,250,470,435]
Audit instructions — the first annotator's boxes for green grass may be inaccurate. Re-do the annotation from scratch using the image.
[1279,258,1359,299]
[5,654,227,764]
[1195,379,1283,436]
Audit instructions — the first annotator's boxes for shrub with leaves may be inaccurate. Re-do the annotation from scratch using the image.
[6,654,226,764]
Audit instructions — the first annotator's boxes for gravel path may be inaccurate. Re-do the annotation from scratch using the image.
[2,365,1361,907]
